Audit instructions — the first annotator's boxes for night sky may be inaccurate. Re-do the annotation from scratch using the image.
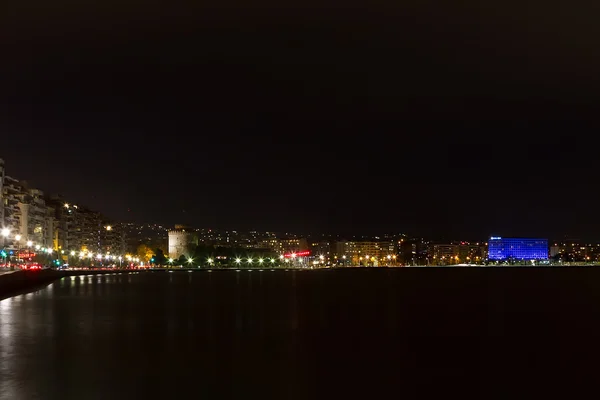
[1,2,599,240]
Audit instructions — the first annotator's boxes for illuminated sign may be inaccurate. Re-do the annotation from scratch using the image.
[490,237,502,240]
[18,252,36,259]
[284,250,311,258]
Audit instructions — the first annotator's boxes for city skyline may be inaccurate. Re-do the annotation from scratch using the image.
[2,155,600,243]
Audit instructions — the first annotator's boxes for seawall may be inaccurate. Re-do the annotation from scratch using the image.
[0,269,134,300]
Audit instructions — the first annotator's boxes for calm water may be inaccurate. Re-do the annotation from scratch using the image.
[1,268,599,399]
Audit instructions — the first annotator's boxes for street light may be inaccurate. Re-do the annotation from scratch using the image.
[1,228,10,238]
[26,240,33,247]
[13,235,22,263]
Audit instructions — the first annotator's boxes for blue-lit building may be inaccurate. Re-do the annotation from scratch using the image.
[488,237,548,261]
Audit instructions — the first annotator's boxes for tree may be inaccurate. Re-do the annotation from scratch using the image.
[137,244,154,262]
[176,254,188,266]
[152,248,167,265]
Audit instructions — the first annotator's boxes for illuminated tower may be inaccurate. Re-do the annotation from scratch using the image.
[168,225,198,259]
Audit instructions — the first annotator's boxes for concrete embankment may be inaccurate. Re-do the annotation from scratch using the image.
[0,269,134,300]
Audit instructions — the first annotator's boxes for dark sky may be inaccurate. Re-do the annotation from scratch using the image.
[1,1,599,240]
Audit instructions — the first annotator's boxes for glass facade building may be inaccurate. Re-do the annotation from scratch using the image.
[488,237,548,260]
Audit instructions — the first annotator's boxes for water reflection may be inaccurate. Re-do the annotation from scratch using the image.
[0,269,524,399]
[0,296,15,338]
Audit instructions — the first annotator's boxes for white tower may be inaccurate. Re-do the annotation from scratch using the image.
[168,226,197,259]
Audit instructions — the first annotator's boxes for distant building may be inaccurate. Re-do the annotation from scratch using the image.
[276,238,308,254]
[400,238,429,265]
[310,241,332,259]
[429,244,459,264]
[488,237,548,261]
[548,241,600,262]
[334,241,395,265]
[550,244,561,258]
[429,242,486,265]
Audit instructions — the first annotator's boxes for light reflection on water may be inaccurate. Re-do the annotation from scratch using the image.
[0,269,568,400]
[0,296,17,399]
[0,271,312,399]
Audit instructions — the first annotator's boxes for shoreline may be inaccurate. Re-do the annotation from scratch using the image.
[2,265,596,301]
[0,269,136,301]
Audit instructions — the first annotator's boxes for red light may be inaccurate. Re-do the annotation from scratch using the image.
[284,250,311,258]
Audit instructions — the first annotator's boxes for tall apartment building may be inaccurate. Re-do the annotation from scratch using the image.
[1,159,125,256]
[44,196,124,255]
[101,224,125,255]
[3,176,22,242]
[0,176,55,250]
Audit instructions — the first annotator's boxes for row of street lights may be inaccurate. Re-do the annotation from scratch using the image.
[167,257,280,267]
[0,227,144,268]
[3,227,401,269]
